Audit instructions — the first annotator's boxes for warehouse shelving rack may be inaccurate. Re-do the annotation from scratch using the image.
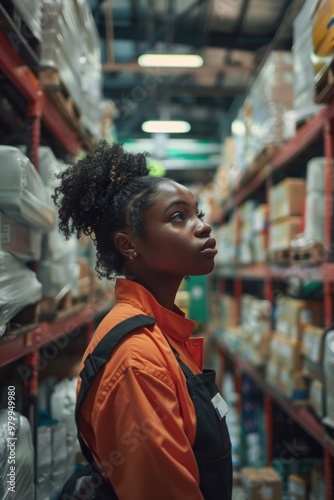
[216,100,334,499]
[0,24,110,496]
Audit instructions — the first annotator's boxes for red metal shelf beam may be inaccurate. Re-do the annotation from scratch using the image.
[216,263,334,282]
[0,32,82,155]
[221,102,334,217]
[218,343,334,456]
[0,303,109,368]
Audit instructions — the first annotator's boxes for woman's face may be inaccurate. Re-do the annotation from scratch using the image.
[135,180,217,278]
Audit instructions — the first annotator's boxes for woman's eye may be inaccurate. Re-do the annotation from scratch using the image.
[171,211,186,222]
[196,210,205,220]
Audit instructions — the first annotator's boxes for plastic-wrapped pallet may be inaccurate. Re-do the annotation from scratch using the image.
[247,52,293,162]
[37,146,63,188]
[0,211,42,261]
[50,378,80,478]
[75,0,102,137]
[0,251,42,337]
[323,328,334,430]
[304,157,334,242]
[41,0,102,135]
[0,409,35,499]
[12,0,43,41]
[41,0,84,111]
[0,146,55,230]
[292,0,323,122]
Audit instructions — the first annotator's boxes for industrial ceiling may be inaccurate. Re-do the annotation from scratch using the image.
[91,0,306,183]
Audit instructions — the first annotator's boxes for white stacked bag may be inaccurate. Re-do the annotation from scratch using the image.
[0,146,56,336]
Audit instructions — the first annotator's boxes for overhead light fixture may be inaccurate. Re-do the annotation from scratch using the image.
[231,119,246,136]
[138,54,203,68]
[142,120,191,134]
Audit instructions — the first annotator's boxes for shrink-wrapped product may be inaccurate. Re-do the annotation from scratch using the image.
[0,146,55,230]
[12,0,43,41]
[0,212,42,261]
[323,328,334,429]
[0,410,34,499]
[0,251,42,337]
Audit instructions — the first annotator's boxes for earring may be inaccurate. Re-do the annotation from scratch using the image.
[133,251,137,258]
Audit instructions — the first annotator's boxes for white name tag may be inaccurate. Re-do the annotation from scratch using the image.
[211,393,229,420]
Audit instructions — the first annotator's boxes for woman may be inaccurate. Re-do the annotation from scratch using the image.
[54,142,232,500]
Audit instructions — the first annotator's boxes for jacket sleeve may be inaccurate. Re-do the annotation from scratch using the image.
[92,364,204,500]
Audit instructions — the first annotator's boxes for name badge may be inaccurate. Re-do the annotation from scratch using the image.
[211,393,229,420]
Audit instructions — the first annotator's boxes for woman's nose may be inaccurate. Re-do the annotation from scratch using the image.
[194,218,211,237]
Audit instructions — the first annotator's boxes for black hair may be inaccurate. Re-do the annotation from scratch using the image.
[52,141,168,279]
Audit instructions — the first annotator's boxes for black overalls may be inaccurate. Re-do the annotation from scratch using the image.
[59,314,232,500]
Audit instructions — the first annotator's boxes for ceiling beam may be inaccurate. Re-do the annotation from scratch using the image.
[111,23,274,50]
[103,85,247,97]
[233,0,251,35]
[102,61,254,74]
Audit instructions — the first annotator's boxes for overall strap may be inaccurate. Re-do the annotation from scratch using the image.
[76,314,156,464]
[165,338,195,379]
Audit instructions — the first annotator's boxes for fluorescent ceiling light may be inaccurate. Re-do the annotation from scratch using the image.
[142,121,191,134]
[231,119,246,136]
[138,54,203,68]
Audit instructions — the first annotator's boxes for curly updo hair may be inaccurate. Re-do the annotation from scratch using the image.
[52,141,167,279]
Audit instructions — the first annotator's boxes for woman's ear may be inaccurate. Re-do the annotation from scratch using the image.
[114,231,137,260]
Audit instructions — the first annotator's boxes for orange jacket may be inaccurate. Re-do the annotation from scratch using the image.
[78,278,205,500]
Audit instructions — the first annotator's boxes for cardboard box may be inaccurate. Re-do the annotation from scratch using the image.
[310,466,326,500]
[269,217,302,250]
[288,474,308,500]
[240,467,282,500]
[266,359,279,387]
[301,324,325,363]
[277,368,309,400]
[269,178,306,221]
[270,333,302,370]
[276,300,323,342]
[221,295,238,329]
[302,358,323,382]
[309,379,324,418]
[254,204,269,232]
[254,232,268,263]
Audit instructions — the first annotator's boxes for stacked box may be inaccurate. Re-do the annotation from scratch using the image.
[288,475,308,500]
[240,201,256,264]
[301,323,325,417]
[268,178,305,251]
[266,298,323,400]
[304,157,334,243]
[310,466,326,500]
[239,296,272,365]
[269,178,306,222]
[253,204,269,263]
[41,0,102,137]
[215,210,239,265]
[240,467,282,500]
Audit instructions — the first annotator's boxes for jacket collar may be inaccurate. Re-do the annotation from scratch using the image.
[115,278,196,343]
